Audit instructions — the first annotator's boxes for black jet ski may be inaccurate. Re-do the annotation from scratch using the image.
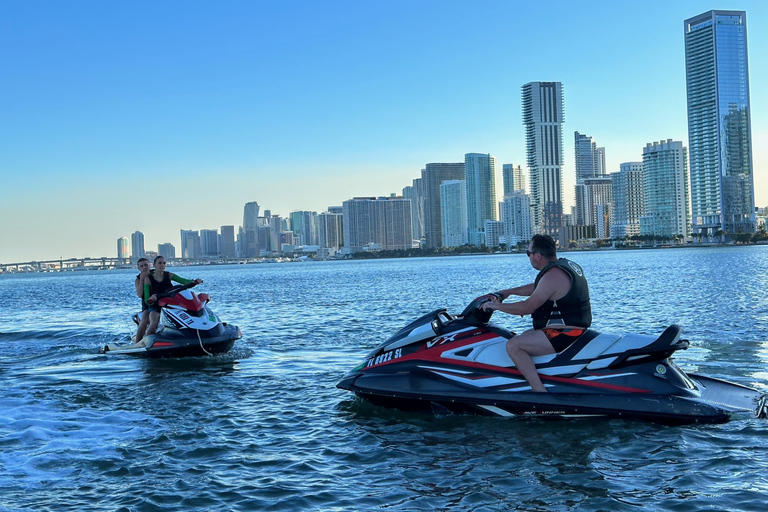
[100,283,241,358]
[337,295,768,424]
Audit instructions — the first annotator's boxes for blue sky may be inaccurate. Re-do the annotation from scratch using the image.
[1,0,766,262]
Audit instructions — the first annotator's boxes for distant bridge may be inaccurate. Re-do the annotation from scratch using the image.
[0,257,133,273]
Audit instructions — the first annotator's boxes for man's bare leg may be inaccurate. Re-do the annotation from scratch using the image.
[506,329,555,392]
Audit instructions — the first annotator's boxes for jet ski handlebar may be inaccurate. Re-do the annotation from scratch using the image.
[458,294,499,325]
[153,282,198,301]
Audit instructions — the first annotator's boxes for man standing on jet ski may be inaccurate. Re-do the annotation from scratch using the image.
[482,234,592,392]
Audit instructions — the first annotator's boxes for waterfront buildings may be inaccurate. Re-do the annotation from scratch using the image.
[130,231,145,260]
[610,162,645,239]
[422,163,465,248]
[342,197,413,252]
[522,82,564,239]
[502,164,526,195]
[220,226,236,259]
[581,176,613,238]
[484,220,504,249]
[439,180,468,248]
[464,153,498,246]
[640,140,691,239]
[684,10,755,238]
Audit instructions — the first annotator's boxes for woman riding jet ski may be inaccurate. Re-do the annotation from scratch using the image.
[100,282,241,358]
[337,294,768,424]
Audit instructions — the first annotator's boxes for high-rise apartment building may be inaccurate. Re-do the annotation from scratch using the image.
[610,162,644,238]
[640,140,691,239]
[422,163,465,248]
[574,132,605,180]
[502,164,526,196]
[464,153,498,246]
[130,231,145,260]
[318,210,344,254]
[501,191,532,247]
[439,180,468,248]
[522,82,564,239]
[685,10,755,237]
[342,197,413,253]
[220,226,236,259]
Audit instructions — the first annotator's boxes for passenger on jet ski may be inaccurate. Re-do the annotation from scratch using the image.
[482,234,591,392]
[134,257,152,341]
[144,255,202,336]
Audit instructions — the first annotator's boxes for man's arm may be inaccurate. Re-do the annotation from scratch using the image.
[135,276,143,299]
[487,268,571,317]
[495,283,535,299]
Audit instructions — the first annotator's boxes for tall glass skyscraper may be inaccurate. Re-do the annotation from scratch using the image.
[522,82,564,239]
[684,10,755,237]
[464,153,498,246]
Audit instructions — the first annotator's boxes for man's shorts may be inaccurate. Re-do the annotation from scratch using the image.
[541,328,585,352]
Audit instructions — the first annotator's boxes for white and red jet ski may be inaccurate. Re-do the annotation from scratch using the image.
[101,283,241,358]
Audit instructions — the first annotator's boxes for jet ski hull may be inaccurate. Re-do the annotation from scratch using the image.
[337,299,768,424]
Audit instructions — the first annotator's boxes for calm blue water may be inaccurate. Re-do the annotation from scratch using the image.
[1,246,766,511]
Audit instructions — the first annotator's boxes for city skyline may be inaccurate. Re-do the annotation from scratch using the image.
[1,1,766,263]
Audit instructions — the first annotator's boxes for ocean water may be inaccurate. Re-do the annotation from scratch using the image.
[0,246,766,511]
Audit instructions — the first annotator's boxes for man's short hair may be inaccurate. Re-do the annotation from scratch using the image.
[530,234,557,259]
[137,257,149,264]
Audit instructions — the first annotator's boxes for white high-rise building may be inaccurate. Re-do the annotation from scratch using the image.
[440,180,468,248]
[242,201,261,258]
[522,82,564,238]
[465,153,498,246]
[501,191,532,248]
[640,140,691,239]
[610,162,644,239]
[318,210,344,254]
[685,10,755,237]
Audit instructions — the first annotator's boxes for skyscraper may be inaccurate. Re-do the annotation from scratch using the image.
[440,180,468,248]
[464,153,498,246]
[422,163,465,248]
[402,177,424,243]
[522,82,564,239]
[342,197,412,253]
[610,162,644,239]
[180,230,200,259]
[318,210,344,255]
[574,132,605,180]
[117,237,129,264]
[501,191,532,247]
[502,164,526,196]
[200,229,219,257]
[130,231,145,260]
[640,140,690,239]
[685,10,755,237]
[242,201,260,258]
[220,226,236,259]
